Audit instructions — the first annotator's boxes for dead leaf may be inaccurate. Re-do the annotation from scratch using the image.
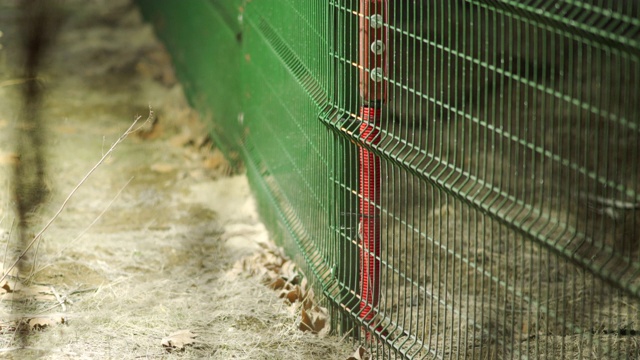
[300,308,312,332]
[0,152,19,165]
[150,163,175,173]
[347,346,371,360]
[1,279,25,292]
[0,282,56,301]
[231,241,333,335]
[136,115,162,140]
[28,314,65,331]
[299,305,328,335]
[0,280,10,293]
[268,277,287,290]
[193,134,210,149]
[281,285,303,304]
[169,132,192,148]
[203,149,228,171]
[161,329,197,351]
[280,260,300,284]
[263,269,278,282]
[135,46,177,86]
[262,251,284,271]
[302,287,315,311]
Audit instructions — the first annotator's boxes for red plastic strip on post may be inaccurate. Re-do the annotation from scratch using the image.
[358,0,386,338]
[358,106,381,327]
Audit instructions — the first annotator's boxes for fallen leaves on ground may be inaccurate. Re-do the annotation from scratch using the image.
[299,304,329,335]
[135,43,177,86]
[164,110,233,177]
[0,279,58,301]
[28,314,66,331]
[150,162,175,173]
[0,270,68,331]
[233,242,330,336]
[161,329,197,352]
[135,112,162,140]
[0,313,67,332]
[347,346,371,360]
[0,152,19,165]
[203,148,229,173]
[281,284,303,304]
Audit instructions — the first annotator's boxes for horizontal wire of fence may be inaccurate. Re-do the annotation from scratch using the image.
[139,0,640,358]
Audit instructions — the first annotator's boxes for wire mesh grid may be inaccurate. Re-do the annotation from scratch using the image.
[326,0,640,358]
[139,0,640,358]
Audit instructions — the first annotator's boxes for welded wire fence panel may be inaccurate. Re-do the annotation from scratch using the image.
[239,0,342,326]
[140,0,640,358]
[327,0,640,358]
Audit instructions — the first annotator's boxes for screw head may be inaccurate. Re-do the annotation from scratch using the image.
[370,40,385,55]
[370,67,383,82]
[370,14,383,29]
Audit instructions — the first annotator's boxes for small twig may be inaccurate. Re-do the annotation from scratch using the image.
[37,302,66,314]
[64,176,133,251]
[2,218,14,271]
[30,176,133,280]
[67,287,98,296]
[49,285,65,312]
[0,77,40,88]
[6,318,19,349]
[0,108,153,285]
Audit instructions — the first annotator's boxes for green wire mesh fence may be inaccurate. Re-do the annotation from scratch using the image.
[138,0,640,358]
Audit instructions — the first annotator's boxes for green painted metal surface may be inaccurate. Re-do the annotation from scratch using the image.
[137,0,243,165]
[239,1,347,334]
[137,0,351,334]
[137,1,640,358]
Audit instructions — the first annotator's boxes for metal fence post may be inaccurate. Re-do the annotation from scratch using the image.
[357,0,386,340]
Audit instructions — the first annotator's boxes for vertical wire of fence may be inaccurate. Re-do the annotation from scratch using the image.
[139,0,640,358]
[330,1,640,358]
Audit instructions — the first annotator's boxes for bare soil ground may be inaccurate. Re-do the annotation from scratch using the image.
[0,1,354,359]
